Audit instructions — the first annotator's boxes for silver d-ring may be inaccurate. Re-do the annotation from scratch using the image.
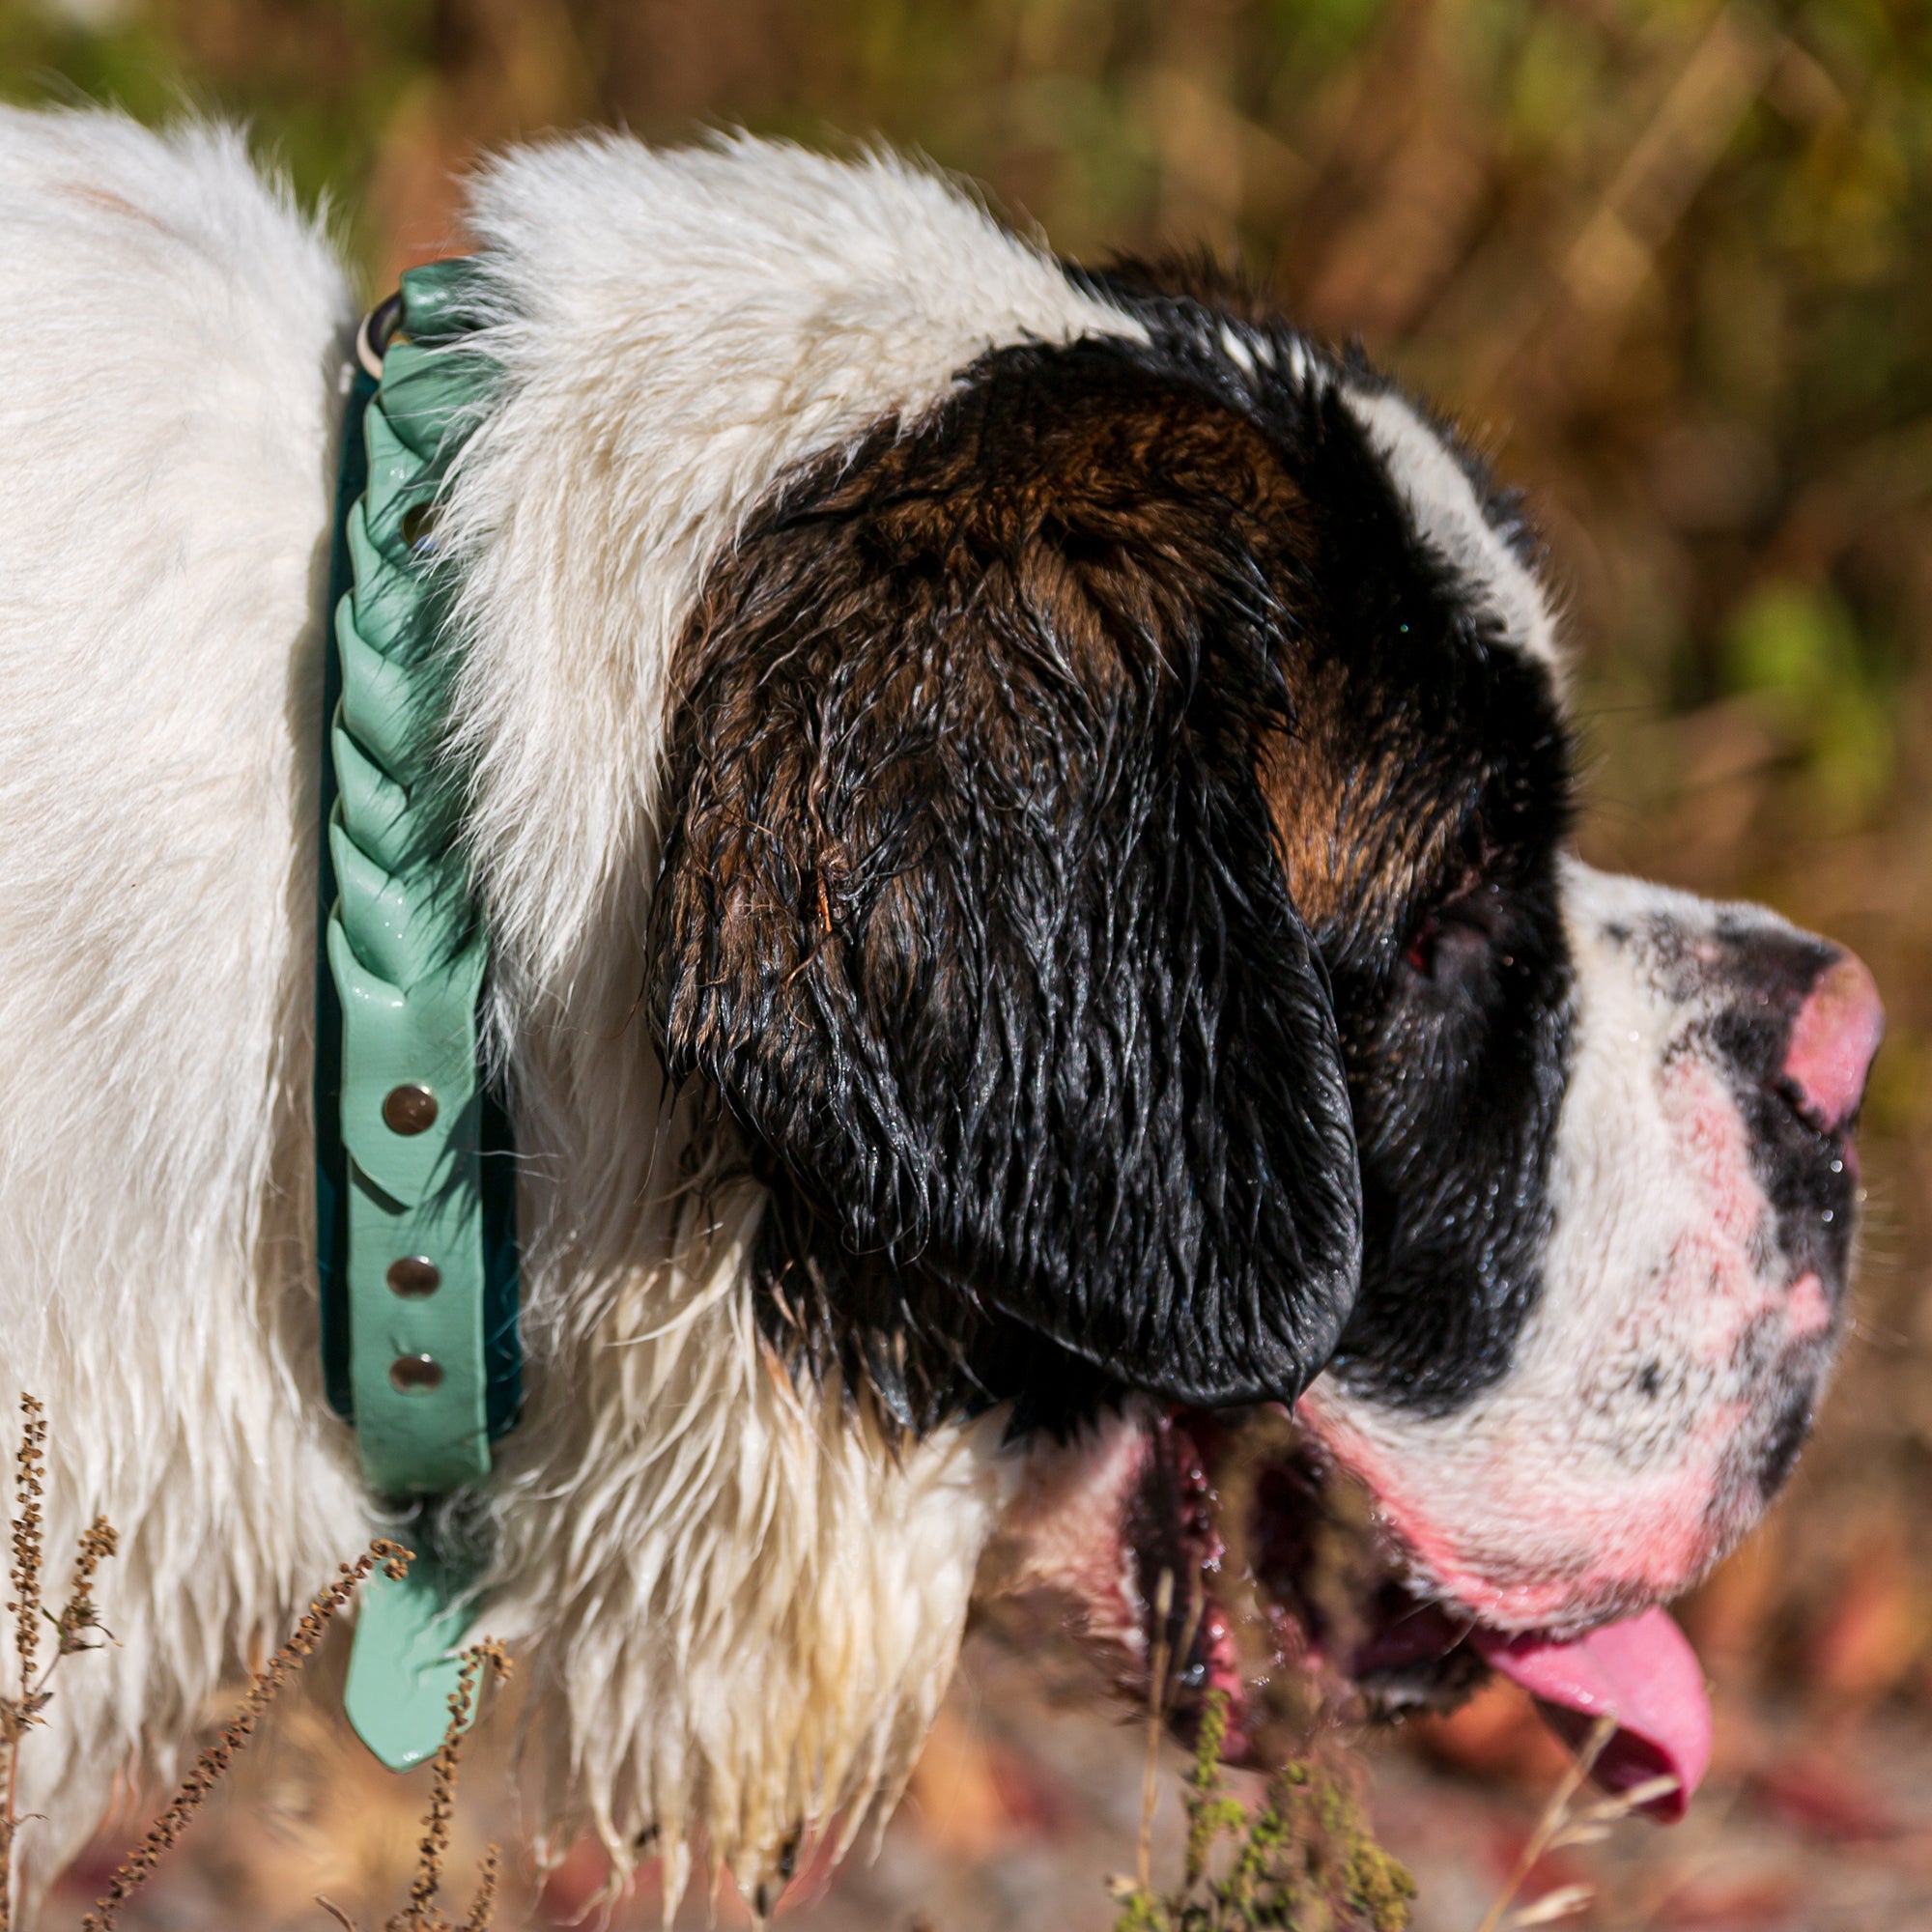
[355,291,405,381]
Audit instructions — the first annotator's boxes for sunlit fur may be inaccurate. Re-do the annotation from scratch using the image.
[0,111,1139,1918]
[0,108,367,1916]
[436,133,1144,1909]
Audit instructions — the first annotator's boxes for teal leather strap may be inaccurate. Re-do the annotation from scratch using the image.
[344,1557,478,1773]
[316,261,518,1768]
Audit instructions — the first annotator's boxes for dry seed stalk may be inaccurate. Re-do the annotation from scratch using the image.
[460,1843,501,1932]
[0,1399,120,1932]
[387,1637,512,1932]
[79,1539,412,1932]
[0,1395,46,1932]
[1479,1756,1682,1932]
[1468,1712,1680,1932]
[8,1400,45,1696]
[0,1408,508,1932]
[0,1396,45,1932]
[1136,1567,1176,1896]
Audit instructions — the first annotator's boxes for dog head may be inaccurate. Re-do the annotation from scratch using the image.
[643,288,1880,1806]
[439,137,1881,1899]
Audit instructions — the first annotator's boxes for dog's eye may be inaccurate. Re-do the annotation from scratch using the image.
[1401,881,1505,987]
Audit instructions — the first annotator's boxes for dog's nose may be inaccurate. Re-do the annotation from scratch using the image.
[1781,952,1884,1134]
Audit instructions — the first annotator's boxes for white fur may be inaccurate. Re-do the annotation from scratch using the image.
[438,133,1140,1907]
[0,105,366,1904]
[0,113,1141,1918]
[1341,384,1564,676]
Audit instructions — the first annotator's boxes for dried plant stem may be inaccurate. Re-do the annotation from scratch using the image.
[79,1539,412,1932]
[0,1395,45,1932]
[388,1637,512,1932]
[8,1400,45,1698]
[0,1414,506,1932]
[1136,1567,1176,1896]
[1470,1714,1616,1932]
[460,1843,501,1932]
[0,1399,120,1932]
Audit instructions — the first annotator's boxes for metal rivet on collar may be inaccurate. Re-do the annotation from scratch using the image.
[386,1257,441,1298]
[388,1354,443,1393]
[382,1084,438,1135]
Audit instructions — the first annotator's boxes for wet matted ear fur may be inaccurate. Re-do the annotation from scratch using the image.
[648,338,1361,1410]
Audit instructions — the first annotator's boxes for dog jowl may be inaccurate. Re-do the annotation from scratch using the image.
[651,276,1883,1819]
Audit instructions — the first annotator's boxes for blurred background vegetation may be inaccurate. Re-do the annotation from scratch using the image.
[4,1,1930,1925]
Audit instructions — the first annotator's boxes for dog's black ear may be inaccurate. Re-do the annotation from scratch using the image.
[649,343,1360,1406]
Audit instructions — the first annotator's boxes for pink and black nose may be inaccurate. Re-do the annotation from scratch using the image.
[1781,952,1884,1136]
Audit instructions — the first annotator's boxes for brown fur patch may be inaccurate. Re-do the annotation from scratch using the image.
[675,337,1408,940]
[1261,660,1461,937]
[654,334,1368,1427]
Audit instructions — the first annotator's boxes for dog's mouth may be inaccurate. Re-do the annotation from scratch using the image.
[1125,1408,1713,1822]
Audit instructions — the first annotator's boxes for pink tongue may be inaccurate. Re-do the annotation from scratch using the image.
[1471,1607,1713,1823]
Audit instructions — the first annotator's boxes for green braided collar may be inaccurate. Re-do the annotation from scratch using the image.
[315,262,522,1769]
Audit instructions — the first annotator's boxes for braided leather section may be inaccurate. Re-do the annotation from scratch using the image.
[327,262,503,1496]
